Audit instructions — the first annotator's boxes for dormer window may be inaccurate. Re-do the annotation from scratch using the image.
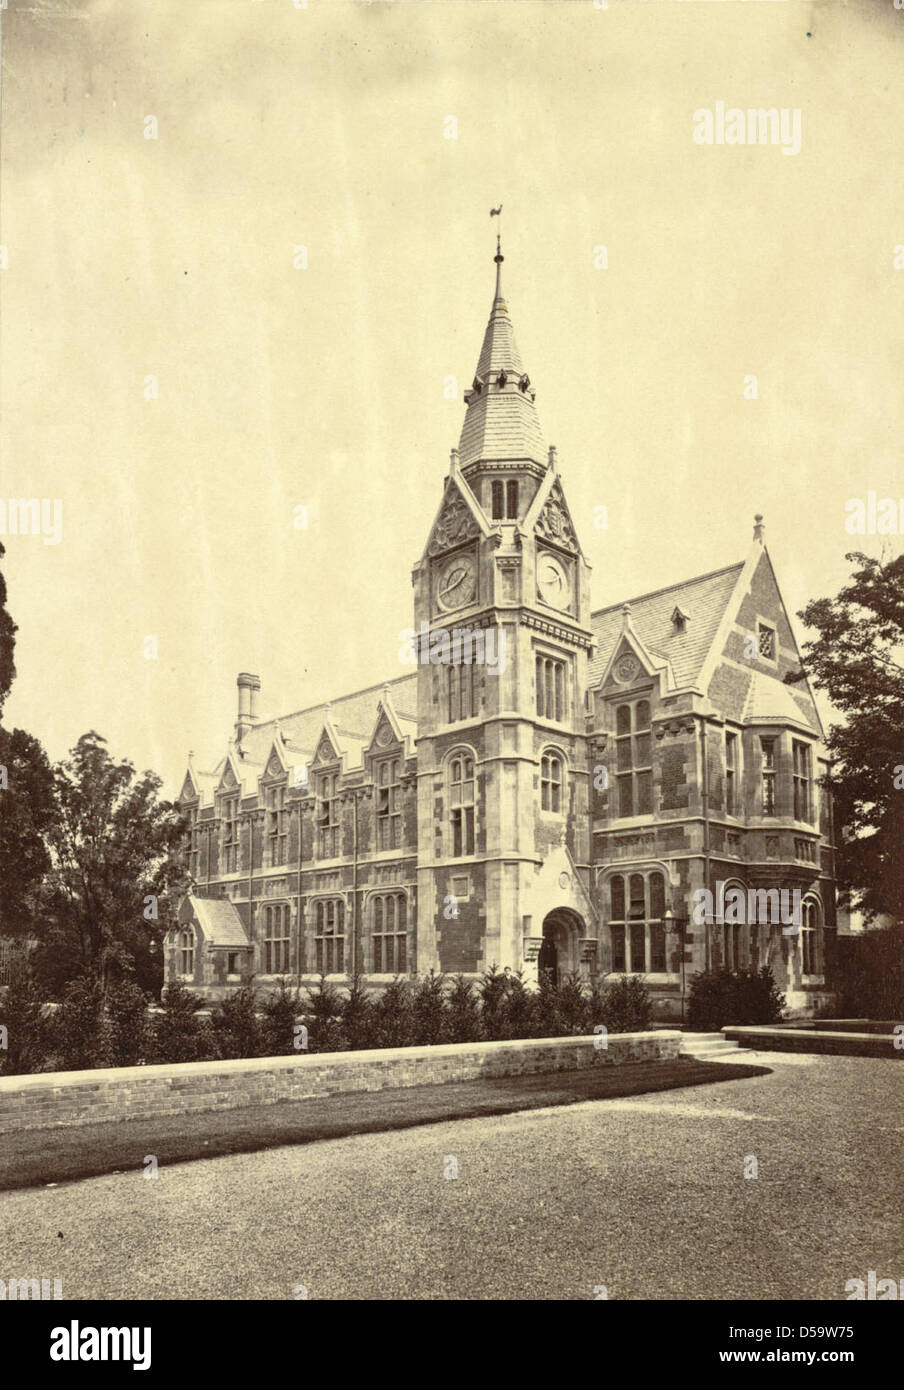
[671,606,689,633]
[496,370,507,388]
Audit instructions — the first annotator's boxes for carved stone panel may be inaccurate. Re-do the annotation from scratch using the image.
[427,486,480,557]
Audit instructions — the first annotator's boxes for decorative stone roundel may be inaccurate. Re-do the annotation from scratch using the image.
[558,871,571,890]
[614,654,639,683]
[376,724,393,747]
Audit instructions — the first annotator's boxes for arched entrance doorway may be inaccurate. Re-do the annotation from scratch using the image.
[539,908,585,984]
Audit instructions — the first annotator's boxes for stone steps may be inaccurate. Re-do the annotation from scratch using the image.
[679,1032,742,1061]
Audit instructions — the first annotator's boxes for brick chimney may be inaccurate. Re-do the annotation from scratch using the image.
[235,672,261,743]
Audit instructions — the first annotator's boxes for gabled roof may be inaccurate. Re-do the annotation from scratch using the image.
[182,895,250,949]
[191,672,420,802]
[590,562,744,689]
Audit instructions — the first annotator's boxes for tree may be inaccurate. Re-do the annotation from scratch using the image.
[798,551,904,923]
[36,732,188,996]
[0,539,17,717]
[0,727,57,938]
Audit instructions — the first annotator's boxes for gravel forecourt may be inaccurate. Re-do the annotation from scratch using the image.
[2,1052,901,1301]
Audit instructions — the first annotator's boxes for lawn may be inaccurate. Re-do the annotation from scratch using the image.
[0,1055,769,1192]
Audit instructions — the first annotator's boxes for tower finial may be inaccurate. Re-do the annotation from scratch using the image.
[490,204,504,299]
[753,513,765,544]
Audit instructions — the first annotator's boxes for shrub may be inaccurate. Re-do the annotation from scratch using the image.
[103,975,152,1067]
[210,984,261,1059]
[444,975,481,1043]
[687,966,784,1031]
[411,971,447,1046]
[0,960,49,1075]
[259,977,304,1057]
[339,972,376,1051]
[600,975,653,1033]
[500,971,538,1039]
[303,974,345,1053]
[373,978,414,1049]
[534,971,562,1038]
[152,980,208,1063]
[52,975,111,1071]
[477,964,510,1040]
[827,924,904,1020]
[554,972,590,1036]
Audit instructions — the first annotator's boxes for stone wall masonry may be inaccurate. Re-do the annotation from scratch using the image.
[724,1026,901,1058]
[0,1032,681,1133]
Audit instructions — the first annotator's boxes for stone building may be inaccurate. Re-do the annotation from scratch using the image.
[170,242,836,1017]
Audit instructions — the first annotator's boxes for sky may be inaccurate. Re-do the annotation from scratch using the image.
[1,0,902,796]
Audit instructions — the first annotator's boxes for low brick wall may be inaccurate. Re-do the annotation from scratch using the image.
[723,1026,902,1059]
[0,1031,681,1133]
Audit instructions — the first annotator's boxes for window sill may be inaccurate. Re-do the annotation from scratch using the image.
[606,972,679,984]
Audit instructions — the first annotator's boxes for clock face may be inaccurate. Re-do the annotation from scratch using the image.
[537,553,569,609]
[436,555,477,611]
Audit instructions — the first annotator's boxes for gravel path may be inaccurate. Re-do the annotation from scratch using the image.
[3,1053,901,1300]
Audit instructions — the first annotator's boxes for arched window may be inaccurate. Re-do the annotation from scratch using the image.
[540,752,563,812]
[314,898,345,973]
[535,655,567,721]
[179,928,194,978]
[614,700,653,817]
[185,803,200,880]
[801,898,821,976]
[263,903,291,974]
[447,661,482,722]
[220,794,240,872]
[266,784,288,866]
[606,869,670,975]
[372,892,408,973]
[317,773,340,858]
[449,755,475,857]
[377,759,401,850]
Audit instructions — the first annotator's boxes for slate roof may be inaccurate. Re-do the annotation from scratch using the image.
[743,671,820,731]
[590,562,745,689]
[458,389,546,468]
[200,672,420,792]
[189,896,251,948]
[457,256,547,468]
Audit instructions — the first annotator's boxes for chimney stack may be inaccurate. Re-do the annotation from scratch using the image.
[236,672,261,743]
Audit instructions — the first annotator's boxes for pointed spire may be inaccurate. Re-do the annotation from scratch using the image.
[457,235,546,469]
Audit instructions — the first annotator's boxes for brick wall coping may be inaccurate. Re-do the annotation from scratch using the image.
[0,1031,682,1097]
[722,1026,901,1056]
[723,1026,892,1041]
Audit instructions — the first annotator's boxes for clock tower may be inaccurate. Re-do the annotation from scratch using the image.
[412,238,597,982]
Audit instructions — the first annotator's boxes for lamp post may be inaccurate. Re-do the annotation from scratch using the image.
[664,909,689,1024]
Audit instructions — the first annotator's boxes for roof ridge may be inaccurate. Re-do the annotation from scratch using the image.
[590,561,744,618]
[253,672,417,729]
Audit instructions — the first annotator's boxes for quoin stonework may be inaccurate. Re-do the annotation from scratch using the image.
[171,241,836,1019]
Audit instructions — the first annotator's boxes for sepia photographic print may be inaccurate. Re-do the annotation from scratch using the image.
[0,0,902,1362]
